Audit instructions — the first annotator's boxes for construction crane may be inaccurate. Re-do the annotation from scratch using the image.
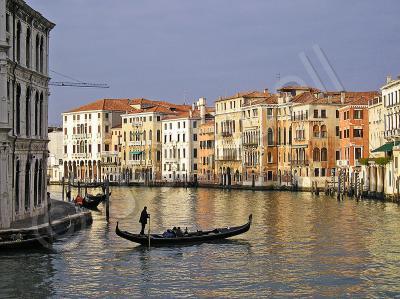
[49,81,109,88]
[48,69,110,88]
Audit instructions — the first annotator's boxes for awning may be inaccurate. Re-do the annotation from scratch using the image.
[371,142,394,153]
[130,151,143,155]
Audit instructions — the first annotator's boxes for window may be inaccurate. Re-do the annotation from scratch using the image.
[321,110,326,118]
[354,110,363,119]
[313,148,320,162]
[193,121,197,128]
[64,145,67,154]
[105,126,109,133]
[183,134,186,142]
[193,134,197,141]
[6,14,9,32]
[193,148,197,158]
[336,110,339,118]
[157,116,161,121]
[193,163,198,171]
[355,147,362,160]
[336,126,339,137]
[157,130,161,142]
[124,118,127,124]
[314,110,318,118]
[26,28,31,68]
[105,113,109,119]
[98,144,101,152]
[354,128,363,138]
[164,123,167,130]
[183,149,186,158]
[164,135,167,144]
[105,144,109,151]
[169,123,172,130]
[16,22,21,62]
[321,148,327,161]
[267,128,273,145]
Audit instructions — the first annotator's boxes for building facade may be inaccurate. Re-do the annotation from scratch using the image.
[198,120,215,183]
[120,99,190,182]
[62,99,131,182]
[0,0,54,228]
[47,127,64,182]
[241,93,278,186]
[161,98,210,183]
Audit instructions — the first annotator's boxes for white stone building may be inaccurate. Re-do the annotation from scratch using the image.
[0,0,54,229]
[161,99,208,182]
[62,99,131,182]
[47,127,64,182]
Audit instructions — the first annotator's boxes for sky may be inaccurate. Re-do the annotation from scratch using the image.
[26,0,400,125]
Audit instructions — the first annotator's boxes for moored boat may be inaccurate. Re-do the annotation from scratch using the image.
[116,214,252,246]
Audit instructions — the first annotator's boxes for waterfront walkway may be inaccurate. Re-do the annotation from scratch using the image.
[10,199,88,230]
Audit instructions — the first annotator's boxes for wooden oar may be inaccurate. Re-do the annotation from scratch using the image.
[148,215,151,248]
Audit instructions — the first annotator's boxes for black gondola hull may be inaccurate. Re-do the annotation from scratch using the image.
[116,215,252,246]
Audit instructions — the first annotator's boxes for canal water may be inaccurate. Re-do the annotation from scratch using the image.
[1,186,400,298]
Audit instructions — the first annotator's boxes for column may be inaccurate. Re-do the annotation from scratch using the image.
[364,166,370,192]
[377,166,383,193]
[370,166,377,193]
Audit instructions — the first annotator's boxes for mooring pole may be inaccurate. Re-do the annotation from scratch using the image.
[105,178,110,222]
[62,176,65,201]
[67,177,72,202]
[148,214,151,248]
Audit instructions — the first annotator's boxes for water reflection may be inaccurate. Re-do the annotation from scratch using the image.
[0,186,399,297]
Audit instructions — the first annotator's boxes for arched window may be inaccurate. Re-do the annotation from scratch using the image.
[35,34,40,71]
[16,22,21,62]
[267,128,274,145]
[38,161,43,205]
[143,130,146,141]
[33,160,39,206]
[25,160,30,210]
[313,125,319,138]
[149,130,152,140]
[268,152,272,163]
[321,125,327,138]
[26,27,31,68]
[313,147,320,162]
[40,36,44,73]
[25,87,30,137]
[321,148,328,161]
[15,159,20,212]
[39,92,43,137]
[34,92,39,136]
[16,84,21,135]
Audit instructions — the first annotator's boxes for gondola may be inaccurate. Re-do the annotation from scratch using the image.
[85,192,111,203]
[81,195,103,209]
[116,214,252,246]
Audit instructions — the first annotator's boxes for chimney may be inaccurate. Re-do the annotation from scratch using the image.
[387,75,392,84]
[189,110,192,118]
[198,97,206,125]
[340,91,345,104]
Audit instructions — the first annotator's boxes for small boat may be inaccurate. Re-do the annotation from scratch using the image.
[116,214,252,246]
[70,182,103,188]
[82,195,103,209]
[0,233,51,250]
[86,192,111,203]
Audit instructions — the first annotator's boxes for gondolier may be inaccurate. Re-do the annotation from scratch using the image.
[139,207,150,235]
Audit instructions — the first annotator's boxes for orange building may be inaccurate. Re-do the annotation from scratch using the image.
[338,98,370,174]
[198,120,215,183]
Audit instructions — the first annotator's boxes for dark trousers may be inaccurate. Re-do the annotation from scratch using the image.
[140,223,146,235]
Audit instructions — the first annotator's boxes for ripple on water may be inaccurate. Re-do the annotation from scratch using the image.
[1,187,400,298]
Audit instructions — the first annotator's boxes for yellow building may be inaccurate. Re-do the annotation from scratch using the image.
[241,93,278,186]
[120,99,190,182]
[214,91,269,186]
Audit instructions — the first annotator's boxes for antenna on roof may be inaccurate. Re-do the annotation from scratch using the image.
[276,73,281,81]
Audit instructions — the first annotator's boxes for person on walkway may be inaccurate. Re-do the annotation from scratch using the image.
[139,206,150,235]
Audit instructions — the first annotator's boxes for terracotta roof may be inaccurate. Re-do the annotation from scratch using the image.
[162,109,202,121]
[242,94,278,107]
[278,86,320,93]
[292,91,379,106]
[292,92,317,103]
[66,99,131,113]
[216,90,271,102]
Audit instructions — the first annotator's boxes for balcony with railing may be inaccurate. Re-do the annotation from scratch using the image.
[72,153,88,159]
[221,131,233,137]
